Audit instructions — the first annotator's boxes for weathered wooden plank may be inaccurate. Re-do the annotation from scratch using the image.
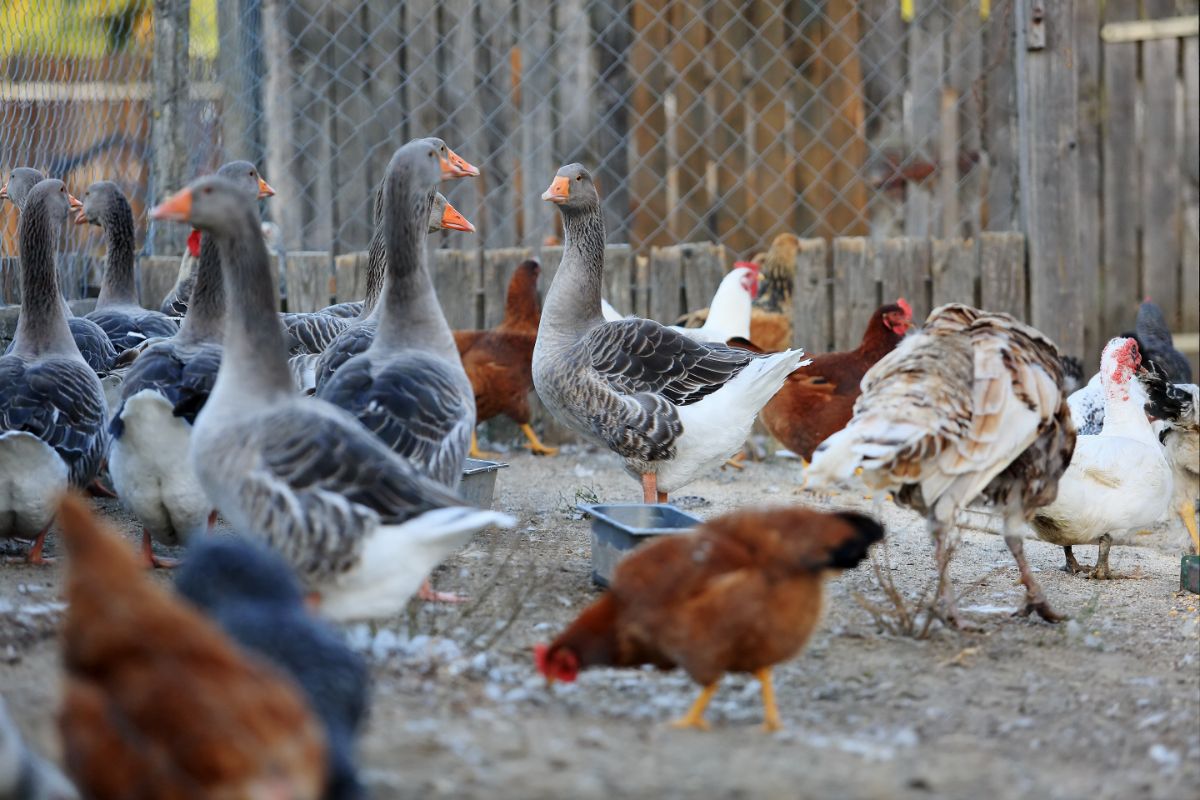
[1100,1,1140,339]
[364,0,405,188]
[1020,0,1084,357]
[1073,0,1103,360]
[260,0,303,252]
[536,245,564,304]
[745,0,796,243]
[938,87,960,237]
[516,0,555,246]
[1140,0,1181,327]
[667,0,709,243]
[591,0,632,244]
[705,0,751,252]
[404,0,441,142]
[137,255,182,311]
[858,0,907,238]
[442,0,484,247]
[877,237,931,322]
[633,254,651,318]
[831,237,877,350]
[792,238,830,353]
[327,1,371,254]
[680,242,727,315]
[602,244,635,318]
[148,0,190,256]
[481,247,534,328]
[1183,36,1200,334]
[983,0,1019,231]
[930,238,977,309]
[979,231,1026,319]
[647,245,684,324]
[333,251,368,304]
[628,0,671,248]
[904,3,945,238]
[948,0,984,238]
[284,252,331,313]
[431,249,480,330]
[474,0,519,249]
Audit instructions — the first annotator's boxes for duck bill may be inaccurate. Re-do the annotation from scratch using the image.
[443,147,480,179]
[440,200,476,233]
[257,176,276,199]
[541,176,570,204]
[150,188,193,222]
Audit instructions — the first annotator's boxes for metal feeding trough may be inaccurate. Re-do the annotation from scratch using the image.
[1182,555,1200,595]
[459,458,508,509]
[578,503,703,587]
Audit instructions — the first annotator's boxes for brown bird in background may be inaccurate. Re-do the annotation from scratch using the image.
[56,493,327,800]
[535,506,883,730]
[455,259,557,457]
[677,233,799,353]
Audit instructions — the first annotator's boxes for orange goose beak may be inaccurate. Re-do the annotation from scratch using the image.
[257,176,276,199]
[0,182,8,201]
[440,200,475,233]
[542,176,570,204]
[442,147,480,179]
[150,188,193,222]
[68,193,83,211]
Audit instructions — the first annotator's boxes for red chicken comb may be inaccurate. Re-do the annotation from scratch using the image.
[896,297,912,319]
[533,643,550,675]
[187,229,202,258]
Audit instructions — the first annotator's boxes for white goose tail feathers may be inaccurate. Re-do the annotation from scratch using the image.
[735,348,811,408]
[320,506,515,622]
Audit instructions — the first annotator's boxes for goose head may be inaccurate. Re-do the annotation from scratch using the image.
[423,137,480,179]
[1,167,49,212]
[429,192,475,233]
[23,178,77,231]
[541,163,600,213]
[75,180,130,227]
[217,160,275,199]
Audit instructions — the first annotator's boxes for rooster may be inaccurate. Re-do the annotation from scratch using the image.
[761,299,913,462]
[454,259,557,457]
[535,506,883,730]
[807,304,1076,626]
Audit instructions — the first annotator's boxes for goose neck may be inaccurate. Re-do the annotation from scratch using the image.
[540,206,606,344]
[176,234,224,344]
[11,198,76,357]
[94,199,138,308]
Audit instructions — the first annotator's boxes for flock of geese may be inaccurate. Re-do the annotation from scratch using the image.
[2,129,1198,633]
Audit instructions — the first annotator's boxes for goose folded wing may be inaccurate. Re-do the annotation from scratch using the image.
[316,355,472,484]
[113,342,222,427]
[1,359,107,484]
[284,314,351,356]
[585,318,758,406]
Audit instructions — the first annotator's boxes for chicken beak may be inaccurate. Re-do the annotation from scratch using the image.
[444,147,480,179]
[542,176,570,204]
[257,176,276,199]
[440,200,476,233]
[150,187,193,222]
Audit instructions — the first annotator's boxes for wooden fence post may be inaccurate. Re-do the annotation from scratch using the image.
[792,238,830,352]
[1016,0,1084,358]
[149,0,191,257]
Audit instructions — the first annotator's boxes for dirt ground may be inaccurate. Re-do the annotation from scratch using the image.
[1,443,1198,800]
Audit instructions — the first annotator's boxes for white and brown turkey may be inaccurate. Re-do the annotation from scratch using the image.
[807,303,1076,627]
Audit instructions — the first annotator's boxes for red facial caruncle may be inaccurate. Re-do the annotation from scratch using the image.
[733,261,760,300]
[884,297,913,335]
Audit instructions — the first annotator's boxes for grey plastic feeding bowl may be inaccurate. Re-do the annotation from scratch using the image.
[459,458,508,509]
[578,503,703,587]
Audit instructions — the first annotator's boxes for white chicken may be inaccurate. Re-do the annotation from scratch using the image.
[667,263,759,344]
[1030,338,1173,578]
[806,304,1076,626]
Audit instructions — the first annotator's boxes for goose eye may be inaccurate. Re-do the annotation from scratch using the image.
[203,187,213,195]
[575,175,583,181]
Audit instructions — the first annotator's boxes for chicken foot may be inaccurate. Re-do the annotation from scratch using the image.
[756,668,783,732]
[519,424,558,456]
[1087,533,1114,581]
[468,431,497,460]
[669,683,717,731]
[140,528,180,570]
[1005,535,1065,622]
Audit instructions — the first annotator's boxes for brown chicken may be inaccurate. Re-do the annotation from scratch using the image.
[535,506,883,730]
[56,494,327,800]
[761,299,913,462]
[455,259,557,457]
[676,233,798,352]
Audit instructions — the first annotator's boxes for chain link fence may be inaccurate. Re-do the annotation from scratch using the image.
[2,0,1008,266]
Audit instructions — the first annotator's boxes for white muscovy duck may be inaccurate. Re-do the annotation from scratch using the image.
[532,163,809,503]
[107,161,272,569]
[667,262,759,344]
[150,172,511,621]
[0,179,108,563]
[1030,338,1173,578]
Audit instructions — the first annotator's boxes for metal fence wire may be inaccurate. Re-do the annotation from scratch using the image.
[2,0,1006,264]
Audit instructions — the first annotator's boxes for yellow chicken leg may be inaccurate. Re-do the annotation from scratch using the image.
[756,668,783,732]
[1181,500,1199,554]
[519,424,558,456]
[670,683,717,731]
[468,431,496,460]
